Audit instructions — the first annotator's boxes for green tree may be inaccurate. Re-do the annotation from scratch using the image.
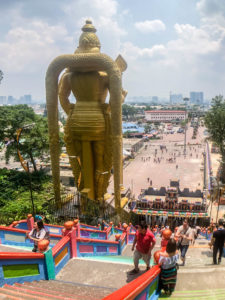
[144,105,152,111]
[0,105,55,171]
[205,95,225,182]
[144,124,151,133]
[122,104,138,120]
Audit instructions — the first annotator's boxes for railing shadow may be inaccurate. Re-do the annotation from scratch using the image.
[126,270,146,283]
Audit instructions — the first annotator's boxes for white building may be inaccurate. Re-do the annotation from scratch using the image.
[145,110,186,122]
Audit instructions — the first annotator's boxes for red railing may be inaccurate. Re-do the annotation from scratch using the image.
[52,236,70,257]
[0,252,44,260]
[103,265,160,300]
[80,223,100,229]
[0,225,27,234]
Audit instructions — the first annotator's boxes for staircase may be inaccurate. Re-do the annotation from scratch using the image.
[159,288,225,299]
[0,280,111,300]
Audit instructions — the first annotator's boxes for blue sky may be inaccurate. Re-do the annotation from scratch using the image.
[0,0,225,101]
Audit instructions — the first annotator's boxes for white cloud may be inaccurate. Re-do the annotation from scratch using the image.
[0,0,126,74]
[0,21,72,73]
[169,23,223,55]
[61,0,127,56]
[121,42,166,60]
[134,20,166,33]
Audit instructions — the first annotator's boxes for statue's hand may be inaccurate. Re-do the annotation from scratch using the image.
[122,89,128,103]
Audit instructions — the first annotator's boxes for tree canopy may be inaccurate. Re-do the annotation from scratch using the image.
[205,95,225,182]
[0,105,53,171]
[122,104,139,120]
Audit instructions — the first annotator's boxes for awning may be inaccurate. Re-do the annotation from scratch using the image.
[132,209,209,218]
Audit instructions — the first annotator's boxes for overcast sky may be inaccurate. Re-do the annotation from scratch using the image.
[0,0,225,101]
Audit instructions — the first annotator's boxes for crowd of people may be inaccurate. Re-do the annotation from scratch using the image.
[128,218,225,296]
[24,214,225,296]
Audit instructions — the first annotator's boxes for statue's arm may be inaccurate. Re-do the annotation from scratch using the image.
[58,72,72,115]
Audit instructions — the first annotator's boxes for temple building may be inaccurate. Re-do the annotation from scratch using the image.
[130,181,209,228]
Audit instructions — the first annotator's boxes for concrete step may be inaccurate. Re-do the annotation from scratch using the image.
[159,288,225,299]
[0,286,40,299]
[27,280,111,299]
[14,283,76,299]
[0,291,21,300]
[121,244,133,257]
[56,258,138,290]
[176,268,225,291]
[79,255,153,266]
[3,284,67,300]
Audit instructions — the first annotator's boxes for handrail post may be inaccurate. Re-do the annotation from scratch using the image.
[69,228,77,258]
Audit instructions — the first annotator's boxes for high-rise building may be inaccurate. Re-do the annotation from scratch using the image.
[170,93,183,104]
[19,94,32,104]
[24,94,32,104]
[0,96,7,104]
[8,96,16,104]
[152,96,158,103]
[190,92,204,105]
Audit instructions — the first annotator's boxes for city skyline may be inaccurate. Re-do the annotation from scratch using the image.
[0,0,225,100]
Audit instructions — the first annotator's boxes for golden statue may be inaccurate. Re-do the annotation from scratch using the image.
[46,20,127,209]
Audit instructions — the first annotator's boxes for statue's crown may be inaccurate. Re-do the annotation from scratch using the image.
[82,20,97,33]
[76,20,100,53]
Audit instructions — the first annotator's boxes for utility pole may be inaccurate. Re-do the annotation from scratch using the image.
[183,98,189,158]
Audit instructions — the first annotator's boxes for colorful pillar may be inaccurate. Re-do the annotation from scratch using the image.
[126,227,130,244]
[118,240,121,255]
[44,248,55,280]
[27,214,34,231]
[70,228,77,258]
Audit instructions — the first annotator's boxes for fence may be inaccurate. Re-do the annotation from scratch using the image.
[52,235,71,275]
[0,226,62,249]
[80,228,107,240]
[48,193,137,225]
[0,217,163,298]
[0,252,47,287]
[76,238,120,256]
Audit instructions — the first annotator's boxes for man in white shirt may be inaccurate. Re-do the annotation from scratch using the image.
[175,219,192,266]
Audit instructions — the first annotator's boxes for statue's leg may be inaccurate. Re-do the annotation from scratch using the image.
[93,140,110,201]
[81,141,95,200]
[65,139,84,190]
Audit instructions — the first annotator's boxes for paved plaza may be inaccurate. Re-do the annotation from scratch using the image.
[121,125,206,197]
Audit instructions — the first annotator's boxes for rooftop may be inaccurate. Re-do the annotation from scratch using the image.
[145,110,186,113]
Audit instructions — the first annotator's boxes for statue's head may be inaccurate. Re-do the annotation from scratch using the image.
[75,20,101,54]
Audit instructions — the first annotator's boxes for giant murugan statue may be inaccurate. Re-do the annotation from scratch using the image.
[46,20,127,209]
